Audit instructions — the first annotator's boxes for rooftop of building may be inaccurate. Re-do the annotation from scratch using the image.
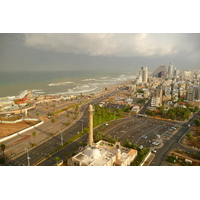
[71,140,137,166]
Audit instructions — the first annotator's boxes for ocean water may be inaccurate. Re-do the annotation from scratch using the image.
[0,70,136,98]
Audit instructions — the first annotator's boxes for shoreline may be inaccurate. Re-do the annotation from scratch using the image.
[0,79,132,115]
[1,79,134,100]
[0,72,136,99]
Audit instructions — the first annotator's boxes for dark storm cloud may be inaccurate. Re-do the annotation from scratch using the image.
[0,33,199,72]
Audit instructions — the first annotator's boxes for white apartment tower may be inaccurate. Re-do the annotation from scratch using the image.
[168,63,174,77]
[140,66,148,83]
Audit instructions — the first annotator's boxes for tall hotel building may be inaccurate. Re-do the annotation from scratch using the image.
[168,63,174,77]
[140,66,148,83]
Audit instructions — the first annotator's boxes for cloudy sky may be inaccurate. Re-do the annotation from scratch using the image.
[0,33,199,73]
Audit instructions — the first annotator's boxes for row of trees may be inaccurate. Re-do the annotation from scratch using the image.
[93,104,124,127]
[93,130,119,144]
[146,105,198,121]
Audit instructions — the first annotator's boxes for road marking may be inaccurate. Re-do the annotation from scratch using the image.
[136,125,162,143]
[118,122,148,138]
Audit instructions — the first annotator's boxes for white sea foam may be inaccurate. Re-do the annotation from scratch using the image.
[48,81,73,86]
[17,90,28,99]
[80,85,89,88]
[35,92,45,94]
[100,77,110,79]
[32,89,43,92]
[81,78,96,81]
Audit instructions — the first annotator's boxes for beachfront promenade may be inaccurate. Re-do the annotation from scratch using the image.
[0,88,117,165]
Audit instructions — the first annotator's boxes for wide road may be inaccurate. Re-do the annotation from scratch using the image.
[38,115,180,166]
[4,90,117,166]
[138,98,151,114]
[150,113,200,166]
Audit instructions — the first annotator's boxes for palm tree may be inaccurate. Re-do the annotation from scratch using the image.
[51,118,56,134]
[0,144,6,159]
[32,132,37,144]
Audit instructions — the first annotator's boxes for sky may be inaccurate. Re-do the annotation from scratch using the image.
[0,33,200,73]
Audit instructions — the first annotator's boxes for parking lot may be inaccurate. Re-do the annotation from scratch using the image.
[104,117,180,151]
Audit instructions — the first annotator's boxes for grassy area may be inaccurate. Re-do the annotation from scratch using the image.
[165,150,200,166]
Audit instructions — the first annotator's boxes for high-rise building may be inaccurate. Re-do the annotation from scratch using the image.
[187,86,200,101]
[152,65,167,78]
[168,63,174,77]
[151,87,163,107]
[140,66,148,83]
[136,75,142,85]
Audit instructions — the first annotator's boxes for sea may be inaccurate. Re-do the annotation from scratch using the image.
[0,70,136,99]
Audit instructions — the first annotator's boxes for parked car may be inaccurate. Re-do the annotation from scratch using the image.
[142,135,148,139]
[152,141,160,146]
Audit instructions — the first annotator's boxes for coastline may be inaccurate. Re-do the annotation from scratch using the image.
[0,74,135,100]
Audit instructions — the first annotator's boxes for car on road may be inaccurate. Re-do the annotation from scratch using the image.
[151,149,157,153]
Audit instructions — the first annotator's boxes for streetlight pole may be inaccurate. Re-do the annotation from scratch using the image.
[25,148,31,166]
[80,120,84,133]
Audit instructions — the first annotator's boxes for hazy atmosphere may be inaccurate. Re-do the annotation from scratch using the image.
[0,33,199,73]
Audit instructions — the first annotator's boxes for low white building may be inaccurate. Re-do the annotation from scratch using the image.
[67,141,137,166]
[124,98,133,104]
[131,105,140,114]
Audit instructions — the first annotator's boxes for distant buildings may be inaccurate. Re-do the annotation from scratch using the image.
[183,70,191,78]
[152,65,167,78]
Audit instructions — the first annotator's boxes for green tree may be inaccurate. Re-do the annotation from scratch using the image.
[54,156,60,165]
[66,122,71,126]
[186,132,194,141]
[66,113,70,118]
[32,132,37,144]
[75,105,79,112]
[51,118,56,133]
[137,89,144,93]
[194,119,200,126]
